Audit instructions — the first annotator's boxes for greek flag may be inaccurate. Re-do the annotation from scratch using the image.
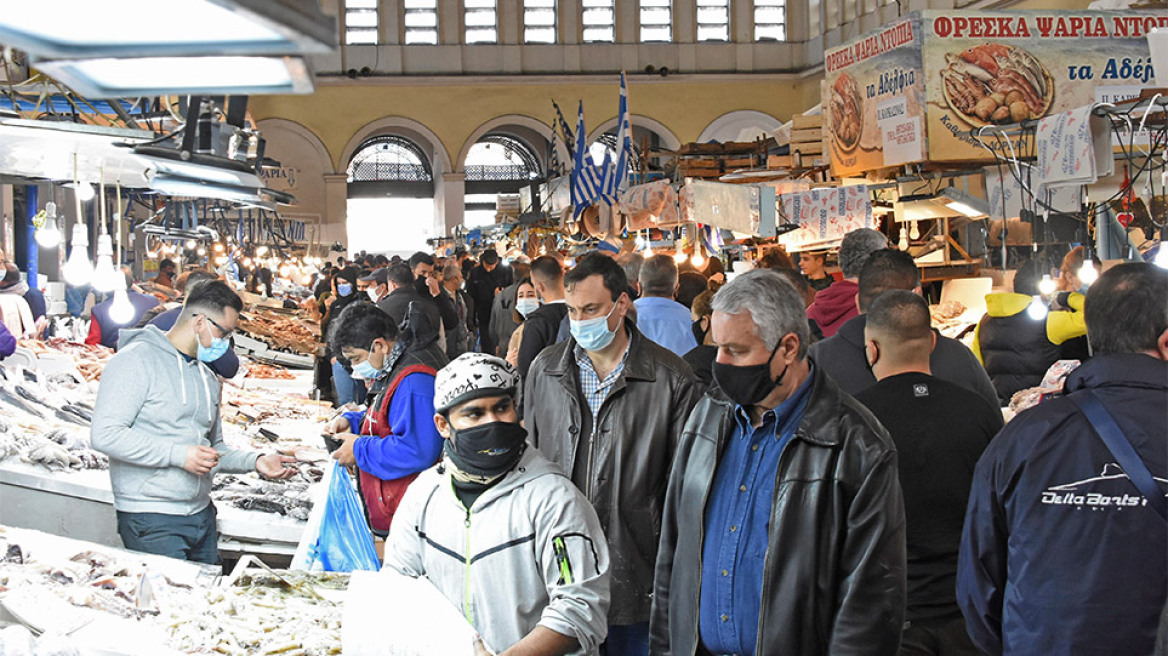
[571,101,603,222]
[599,71,631,204]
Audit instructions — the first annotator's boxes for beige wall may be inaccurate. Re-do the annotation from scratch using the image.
[249,75,824,173]
[248,74,824,243]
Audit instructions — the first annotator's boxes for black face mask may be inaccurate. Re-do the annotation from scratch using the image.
[444,421,528,482]
[691,319,708,345]
[713,340,790,407]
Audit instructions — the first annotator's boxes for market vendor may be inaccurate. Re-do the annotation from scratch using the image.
[90,280,297,565]
[324,302,447,534]
[385,353,611,656]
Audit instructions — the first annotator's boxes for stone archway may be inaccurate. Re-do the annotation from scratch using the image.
[697,110,783,143]
[586,114,682,151]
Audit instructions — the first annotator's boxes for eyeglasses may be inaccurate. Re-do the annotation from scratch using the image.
[202,314,235,338]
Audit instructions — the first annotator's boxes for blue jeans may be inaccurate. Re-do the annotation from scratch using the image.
[116,505,220,565]
[601,622,649,656]
[332,361,366,405]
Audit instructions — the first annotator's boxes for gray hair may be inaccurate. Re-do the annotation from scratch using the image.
[639,254,679,297]
[712,269,810,358]
[839,228,889,278]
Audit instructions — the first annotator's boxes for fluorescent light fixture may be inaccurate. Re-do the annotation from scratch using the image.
[894,188,990,223]
[35,56,314,98]
[0,0,335,58]
[938,187,990,218]
[150,173,278,210]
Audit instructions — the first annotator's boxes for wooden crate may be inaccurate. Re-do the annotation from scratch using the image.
[790,128,823,144]
[791,141,824,155]
[792,114,823,130]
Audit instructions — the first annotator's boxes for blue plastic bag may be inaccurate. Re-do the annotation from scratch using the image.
[293,461,381,572]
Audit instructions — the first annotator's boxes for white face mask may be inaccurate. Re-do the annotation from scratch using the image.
[366,286,381,302]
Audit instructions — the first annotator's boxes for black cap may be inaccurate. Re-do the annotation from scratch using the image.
[358,267,388,284]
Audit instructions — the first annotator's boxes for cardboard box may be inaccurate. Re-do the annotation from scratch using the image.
[823,10,1167,177]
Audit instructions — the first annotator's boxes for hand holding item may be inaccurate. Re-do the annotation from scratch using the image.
[330,433,359,467]
[323,414,350,435]
[183,445,219,476]
[426,277,441,297]
[256,453,298,479]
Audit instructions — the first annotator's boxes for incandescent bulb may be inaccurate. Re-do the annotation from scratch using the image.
[256,245,269,256]
[691,253,706,269]
[909,220,921,241]
[185,239,197,249]
[63,224,93,287]
[197,247,207,257]
[1026,295,1049,321]
[214,242,225,253]
[898,229,909,251]
[673,250,687,264]
[1038,274,1056,296]
[1078,259,1098,287]
[92,235,121,293]
[1155,245,1168,270]
[108,288,136,325]
[36,203,61,248]
[73,183,95,202]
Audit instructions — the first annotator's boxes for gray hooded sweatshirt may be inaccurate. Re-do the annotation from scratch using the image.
[91,325,258,515]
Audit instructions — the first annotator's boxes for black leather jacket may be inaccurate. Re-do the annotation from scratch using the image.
[650,363,906,656]
[525,323,699,625]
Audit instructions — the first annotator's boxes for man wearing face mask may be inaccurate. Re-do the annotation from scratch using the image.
[324,302,447,534]
[357,267,390,305]
[386,353,611,656]
[650,268,906,656]
[91,281,297,564]
[525,253,699,656]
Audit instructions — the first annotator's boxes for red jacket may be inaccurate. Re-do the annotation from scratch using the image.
[807,279,859,338]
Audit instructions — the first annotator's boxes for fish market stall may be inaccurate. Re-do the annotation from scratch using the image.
[0,525,347,655]
[0,345,333,563]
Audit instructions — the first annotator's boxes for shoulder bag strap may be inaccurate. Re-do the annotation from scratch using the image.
[1070,390,1167,521]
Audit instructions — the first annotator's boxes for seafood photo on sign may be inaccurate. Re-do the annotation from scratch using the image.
[940,43,1053,127]
[829,72,863,153]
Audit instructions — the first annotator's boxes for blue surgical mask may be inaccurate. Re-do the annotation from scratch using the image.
[516,298,540,318]
[570,300,620,351]
[197,323,231,363]
[352,341,387,380]
[337,282,353,297]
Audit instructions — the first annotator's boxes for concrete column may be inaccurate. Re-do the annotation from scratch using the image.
[323,174,350,249]
[499,0,521,43]
[381,0,401,44]
[731,0,752,42]
[788,0,809,42]
[435,172,467,238]
[560,0,580,43]
[675,0,696,44]
[616,0,638,43]
[439,0,462,44]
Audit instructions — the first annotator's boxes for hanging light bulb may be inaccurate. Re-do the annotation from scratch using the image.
[214,242,225,253]
[1155,229,1168,269]
[1026,295,1049,321]
[279,264,291,278]
[35,201,62,248]
[70,182,95,202]
[92,234,121,293]
[197,247,207,257]
[256,245,269,256]
[673,250,687,264]
[691,248,706,270]
[214,255,229,266]
[642,231,654,259]
[1078,258,1098,287]
[108,288,136,325]
[185,239,197,250]
[898,226,909,251]
[909,219,921,241]
[242,257,253,268]
[63,224,93,286]
[1038,274,1057,296]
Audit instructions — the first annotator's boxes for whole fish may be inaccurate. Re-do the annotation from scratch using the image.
[0,387,46,419]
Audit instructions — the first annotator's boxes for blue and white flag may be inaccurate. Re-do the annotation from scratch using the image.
[571,101,601,222]
[600,71,631,204]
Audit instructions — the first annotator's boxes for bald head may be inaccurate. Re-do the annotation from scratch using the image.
[864,290,936,379]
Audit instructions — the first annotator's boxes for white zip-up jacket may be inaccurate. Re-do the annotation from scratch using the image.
[385,447,611,655]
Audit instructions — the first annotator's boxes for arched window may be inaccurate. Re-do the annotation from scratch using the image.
[345,135,437,256]
[464,134,544,227]
[347,135,433,183]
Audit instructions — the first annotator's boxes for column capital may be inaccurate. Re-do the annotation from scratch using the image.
[441,172,467,182]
